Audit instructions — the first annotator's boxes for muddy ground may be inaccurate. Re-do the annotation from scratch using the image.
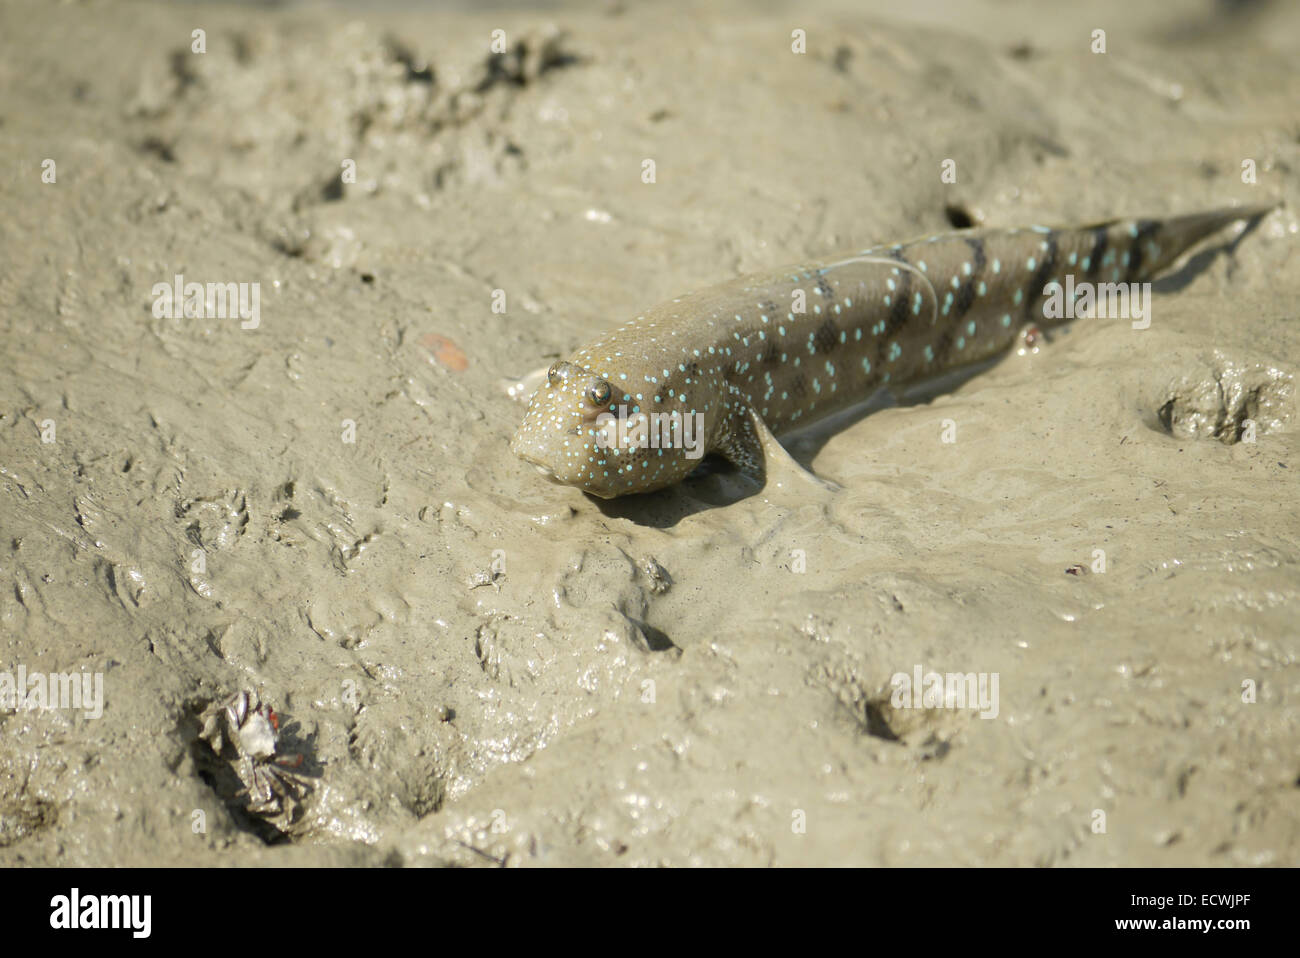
[0,0,1297,866]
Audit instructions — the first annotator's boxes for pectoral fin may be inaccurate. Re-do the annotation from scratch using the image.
[713,400,841,496]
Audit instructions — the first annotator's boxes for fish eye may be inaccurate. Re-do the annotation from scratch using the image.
[587,380,612,406]
[547,364,560,385]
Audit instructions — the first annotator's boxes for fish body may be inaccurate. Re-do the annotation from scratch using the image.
[511,206,1271,498]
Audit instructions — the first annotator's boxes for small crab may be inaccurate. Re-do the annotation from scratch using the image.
[198,689,310,818]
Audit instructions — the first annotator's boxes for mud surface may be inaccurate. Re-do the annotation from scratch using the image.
[0,0,1297,866]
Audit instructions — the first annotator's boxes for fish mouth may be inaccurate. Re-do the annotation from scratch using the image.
[532,464,571,487]
[516,445,611,495]
[514,446,566,484]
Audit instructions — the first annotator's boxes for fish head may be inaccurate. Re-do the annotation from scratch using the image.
[510,358,718,498]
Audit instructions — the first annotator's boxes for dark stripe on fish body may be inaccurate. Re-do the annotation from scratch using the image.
[1087,226,1109,278]
[1126,220,1159,280]
[888,246,913,333]
[814,314,839,354]
[954,236,987,318]
[884,282,911,337]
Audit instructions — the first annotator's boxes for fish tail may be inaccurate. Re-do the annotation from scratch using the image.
[1097,204,1277,281]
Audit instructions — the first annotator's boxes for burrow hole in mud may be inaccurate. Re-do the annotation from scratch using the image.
[944,204,975,229]
[863,702,901,742]
[192,752,292,846]
[186,708,303,847]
